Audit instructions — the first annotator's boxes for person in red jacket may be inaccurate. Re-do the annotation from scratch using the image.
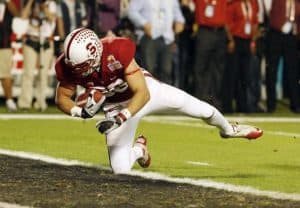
[55,28,263,174]
[223,0,259,113]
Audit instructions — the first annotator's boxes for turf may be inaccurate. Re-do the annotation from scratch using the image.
[1,115,300,195]
[2,155,300,208]
[0,155,300,208]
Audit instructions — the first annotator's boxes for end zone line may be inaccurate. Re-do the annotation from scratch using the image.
[1,149,300,202]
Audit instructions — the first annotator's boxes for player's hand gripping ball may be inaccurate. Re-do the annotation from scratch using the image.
[75,88,106,118]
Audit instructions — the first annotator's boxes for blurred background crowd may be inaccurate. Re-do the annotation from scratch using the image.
[0,0,300,114]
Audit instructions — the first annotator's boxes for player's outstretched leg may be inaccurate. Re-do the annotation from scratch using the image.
[220,123,263,140]
[134,135,151,168]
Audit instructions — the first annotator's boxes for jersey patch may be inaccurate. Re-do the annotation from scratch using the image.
[107,55,123,72]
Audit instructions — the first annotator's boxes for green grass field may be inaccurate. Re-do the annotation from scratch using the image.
[1,111,300,196]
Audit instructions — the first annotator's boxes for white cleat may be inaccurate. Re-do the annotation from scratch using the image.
[6,99,17,112]
[134,135,151,168]
[220,123,263,140]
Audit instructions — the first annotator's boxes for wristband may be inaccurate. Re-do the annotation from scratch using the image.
[70,106,82,117]
[118,108,132,122]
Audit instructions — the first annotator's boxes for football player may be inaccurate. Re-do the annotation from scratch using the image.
[55,28,263,174]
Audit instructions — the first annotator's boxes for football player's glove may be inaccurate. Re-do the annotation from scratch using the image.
[96,108,131,134]
[76,89,106,119]
[81,107,95,119]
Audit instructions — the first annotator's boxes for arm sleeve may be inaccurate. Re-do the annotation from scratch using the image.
[55,61,76,90]
[252,0,259,25]
[226,2,234,32]
[55,61,64,82]
[117,39,136,69]
[55,54,70,84]
[127,0,148,28]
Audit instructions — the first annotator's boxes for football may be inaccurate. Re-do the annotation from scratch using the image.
[75,88,104,108]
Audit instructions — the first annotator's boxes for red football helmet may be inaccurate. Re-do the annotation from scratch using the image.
[64,28,103,78]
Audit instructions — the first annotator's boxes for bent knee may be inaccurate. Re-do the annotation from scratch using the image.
[108,145,132,174]
[111,166,131,174]
[110,161,131,174]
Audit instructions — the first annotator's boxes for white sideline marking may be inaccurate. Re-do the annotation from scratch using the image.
[1,149,300,202]
[0,202,31,208]
[186,161,212,166]
[0,149,109,170]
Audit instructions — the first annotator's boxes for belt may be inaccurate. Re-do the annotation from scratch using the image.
[199,25,225,32]
[26,35,40,42]
[25,38,51,52]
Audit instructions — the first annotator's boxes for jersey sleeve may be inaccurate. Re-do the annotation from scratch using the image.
[55,54,66,82]
[252,0,259,25]
[116,38,136,69]
[225,1,235,33]
[54,54,76,88]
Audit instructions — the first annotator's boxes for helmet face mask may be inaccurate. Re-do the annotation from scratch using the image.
[65,58,97,78]
[63,28,103,78]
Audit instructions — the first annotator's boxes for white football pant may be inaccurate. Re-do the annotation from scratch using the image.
[104,76,232,174]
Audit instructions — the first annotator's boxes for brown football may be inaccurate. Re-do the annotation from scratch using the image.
[75,88,103,108]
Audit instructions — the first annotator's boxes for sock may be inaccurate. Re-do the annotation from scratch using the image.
[204,108,233,134]
[132,145,143,160]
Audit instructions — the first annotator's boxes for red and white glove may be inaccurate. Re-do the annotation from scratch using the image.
[96,108,131,134]
[71,88,106,119]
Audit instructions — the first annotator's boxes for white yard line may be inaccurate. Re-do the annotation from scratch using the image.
[1,149,300,202]
[0,202,32,208]
[186,161,213,166]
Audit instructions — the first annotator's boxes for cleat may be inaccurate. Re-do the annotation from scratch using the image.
[134,135,151,168]
[220,123,263,140]
[6,99,17,112]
